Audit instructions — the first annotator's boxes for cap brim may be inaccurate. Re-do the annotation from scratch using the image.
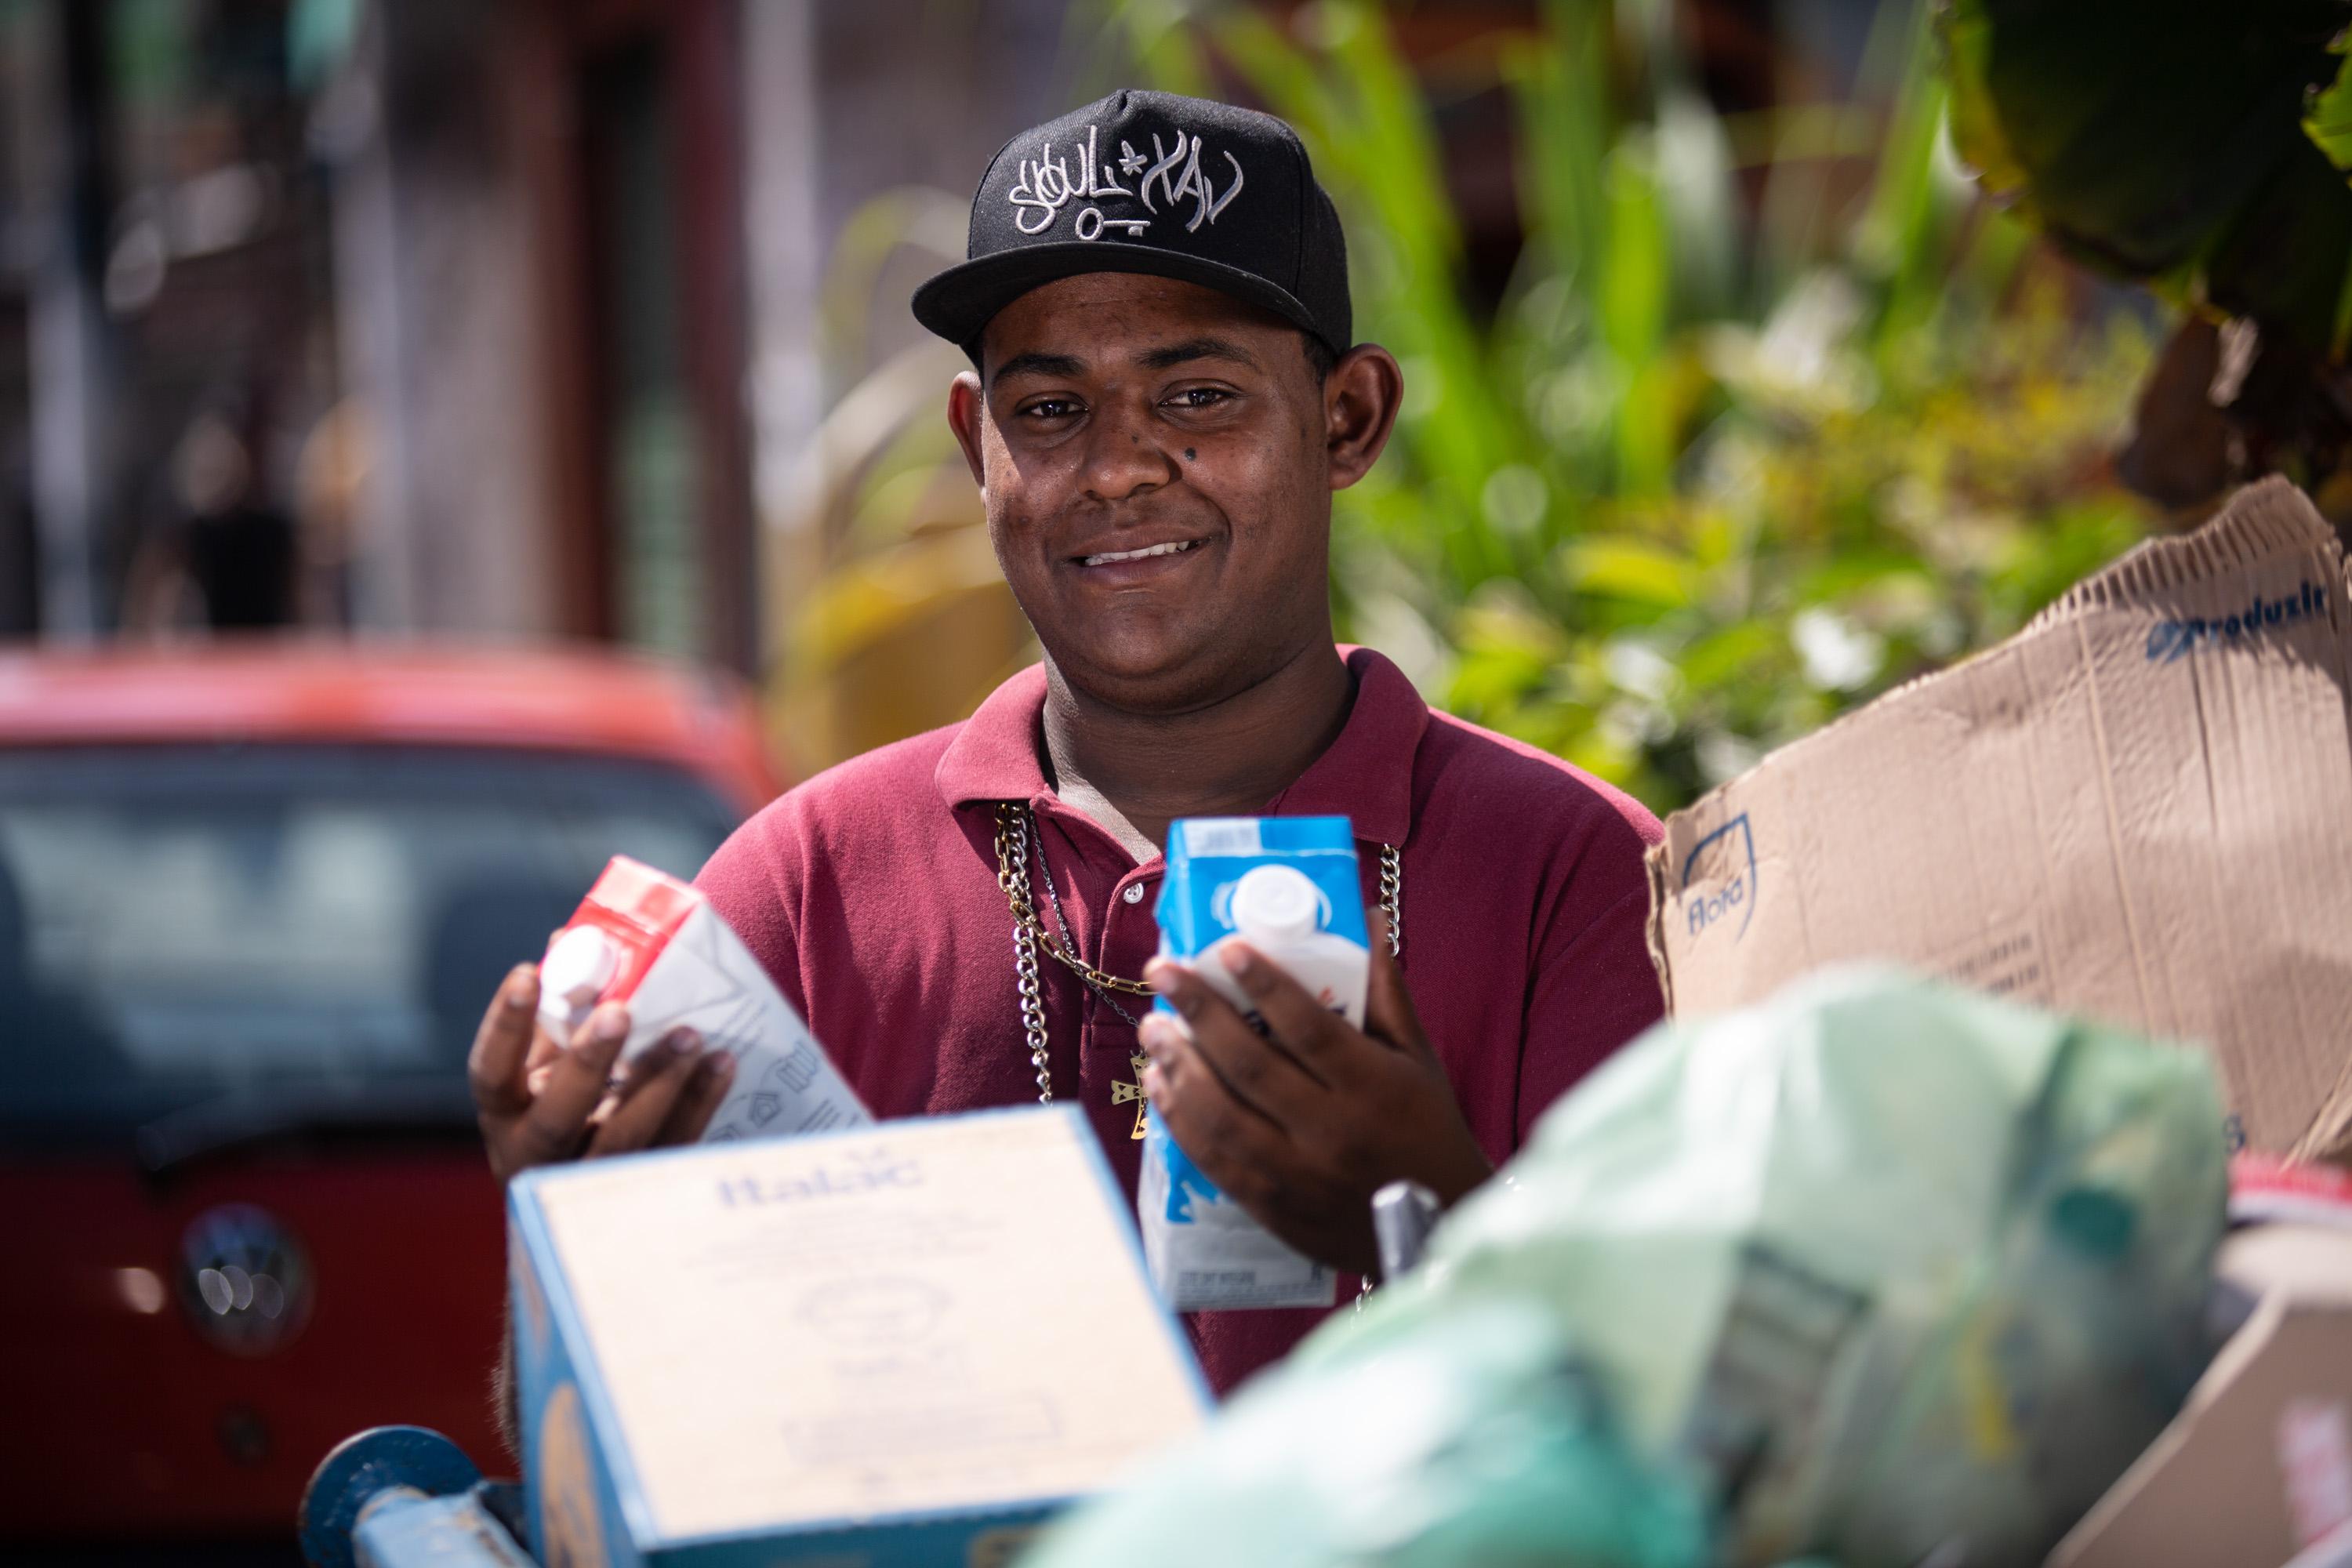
[912,243,1338,361]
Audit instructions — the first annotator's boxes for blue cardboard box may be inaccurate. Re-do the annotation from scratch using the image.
[510,1105,1210,1567]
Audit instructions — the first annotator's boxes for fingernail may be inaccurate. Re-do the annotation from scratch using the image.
[590,1004,628,1044]
[505,967,536,1007]
[1221,942,1258,978]
[711,1052,736,1081]
[1138,1014,1174,1060]
[1142,1063,1165,1100]
[1145,960,1181,997]
[674,1029,702,1056]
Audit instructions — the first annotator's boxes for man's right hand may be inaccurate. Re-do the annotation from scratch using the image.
[467,963,735,1183]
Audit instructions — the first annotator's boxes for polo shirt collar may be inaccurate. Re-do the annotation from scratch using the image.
[1265,648,1428,847]
[933,662,1052,807]
[933,647,1428,848]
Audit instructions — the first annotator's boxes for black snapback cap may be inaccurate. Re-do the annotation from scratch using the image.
[911,89,1351,361]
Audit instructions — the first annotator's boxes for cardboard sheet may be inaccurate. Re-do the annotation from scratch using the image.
[1649,478,2352,1158]
[2049,1221,2352,1568]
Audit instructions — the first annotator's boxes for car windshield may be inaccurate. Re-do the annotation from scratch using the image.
[0,744,740,1140]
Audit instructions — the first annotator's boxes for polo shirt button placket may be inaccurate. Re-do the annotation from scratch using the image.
[1094,871,1158,1145]
[1102,876,1154,1001]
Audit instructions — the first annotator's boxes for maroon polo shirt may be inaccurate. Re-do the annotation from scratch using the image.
[694,646,1664,1395]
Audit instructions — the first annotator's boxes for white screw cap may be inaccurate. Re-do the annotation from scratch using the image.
[1229,864,1322,942]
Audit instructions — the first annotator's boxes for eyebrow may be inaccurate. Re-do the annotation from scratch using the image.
[989,350,1086,386]
[989,336,1265,387]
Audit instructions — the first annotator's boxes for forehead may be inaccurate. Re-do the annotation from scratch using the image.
[980,274,1293,372]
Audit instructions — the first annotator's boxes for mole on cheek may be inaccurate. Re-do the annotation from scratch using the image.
[1184,449,1196,461]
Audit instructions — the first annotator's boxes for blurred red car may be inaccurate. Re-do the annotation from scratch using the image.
[0,645,779,1563]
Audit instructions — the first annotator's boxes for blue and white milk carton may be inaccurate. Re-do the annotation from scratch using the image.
[1142,816,1368,1311]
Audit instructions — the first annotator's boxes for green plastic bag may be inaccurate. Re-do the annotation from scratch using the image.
[1019,1297,1712,1568]
[1341,967,2228,1567]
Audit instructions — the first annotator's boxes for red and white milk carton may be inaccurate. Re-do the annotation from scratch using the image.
[537,856,870,1142]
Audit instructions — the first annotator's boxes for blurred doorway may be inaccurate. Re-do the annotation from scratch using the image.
[532,0,755,675]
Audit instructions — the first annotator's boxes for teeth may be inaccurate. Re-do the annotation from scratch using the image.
[1083,539,1198,567]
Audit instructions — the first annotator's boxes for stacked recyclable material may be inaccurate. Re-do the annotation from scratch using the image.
[1023,967,2229,1568]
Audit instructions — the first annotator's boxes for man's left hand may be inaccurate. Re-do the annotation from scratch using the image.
[1139,909,1492,1277]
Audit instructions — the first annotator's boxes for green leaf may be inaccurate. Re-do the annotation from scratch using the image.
[1856,5,1959,343]
[1504,1,1613,310]
[1936,0,2344,285]
[1655,89,1740,320]
[1936,0,2031,198]
[1676,620,1786,689]
[2304,40,2352,172]
[1562,536,1700,607]
[1599,136,1670,367]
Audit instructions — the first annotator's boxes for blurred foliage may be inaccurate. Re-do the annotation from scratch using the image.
[763,192,1037,772]
[782,0,2158,811]
[1942,0,2345,334]
[1088,0,2155,808]
[1940,0,2352,510]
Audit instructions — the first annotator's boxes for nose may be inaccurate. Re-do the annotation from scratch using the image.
[1080,395,1180,503]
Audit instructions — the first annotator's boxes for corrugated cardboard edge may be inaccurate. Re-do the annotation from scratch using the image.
[2308,1109,2352,1171]
[2027,474,2336,625]
[1645,850,1679,1017]
[1645,476,2350,1022]
[2308,498,2352,1169]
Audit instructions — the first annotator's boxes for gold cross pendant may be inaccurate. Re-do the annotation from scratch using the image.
[1110,1051,1151,1139]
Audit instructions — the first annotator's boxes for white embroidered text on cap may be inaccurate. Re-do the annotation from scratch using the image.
[1007,122,1244,241]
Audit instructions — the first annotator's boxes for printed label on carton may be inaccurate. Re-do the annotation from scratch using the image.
[1679,811,1758,945]
[1142,816,1359,1311]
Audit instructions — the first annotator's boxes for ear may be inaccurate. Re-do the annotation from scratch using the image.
[1323,344,1402,492]
[947,369,988,489]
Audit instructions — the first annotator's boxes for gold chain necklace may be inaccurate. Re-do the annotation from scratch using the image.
[993,804,1402,1120]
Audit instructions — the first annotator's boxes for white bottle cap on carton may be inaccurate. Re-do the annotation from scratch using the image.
[540,925,616,1035]
[1229,864,1323,942]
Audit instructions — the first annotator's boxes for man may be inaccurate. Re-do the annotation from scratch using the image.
[469,89,1664,1395]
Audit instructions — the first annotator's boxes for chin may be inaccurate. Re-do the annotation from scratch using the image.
[1047,628,1257,715]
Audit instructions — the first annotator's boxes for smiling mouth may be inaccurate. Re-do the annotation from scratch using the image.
[1078,539,1203,568]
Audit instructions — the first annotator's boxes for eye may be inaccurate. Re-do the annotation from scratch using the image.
[1167,387,1234,411]
[1018,396,1083,421]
